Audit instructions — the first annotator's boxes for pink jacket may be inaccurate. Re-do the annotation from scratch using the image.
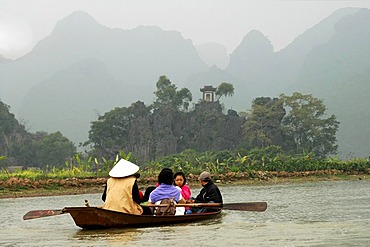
[180,184,191,200]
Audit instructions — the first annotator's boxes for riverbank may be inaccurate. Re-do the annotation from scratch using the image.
[0,170,368,199]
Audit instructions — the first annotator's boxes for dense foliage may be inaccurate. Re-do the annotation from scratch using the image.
[243,97,285,148]
[280,92,339,157]
[151,75,192,111]
[0,76,341,169]
[1,149,369,182]
[86,77,339,162]
[215,82,234,101]
[16,131,76,168]
[0,101,28,164]
[0,102,76,168]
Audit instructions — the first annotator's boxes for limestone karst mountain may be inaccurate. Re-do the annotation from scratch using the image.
[184,7,370,158]
[294,8,370,157]
[18,59,139,144]
[195,42,229,69]
[0,11,207,144]
[1,8,369,158]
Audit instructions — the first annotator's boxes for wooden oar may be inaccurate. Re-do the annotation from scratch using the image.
[23,209,67,220]
[143,202,267,212]
[218,202,267,211]
[24,199,92,220]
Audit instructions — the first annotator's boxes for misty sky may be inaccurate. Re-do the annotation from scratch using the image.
[1,0,370,59]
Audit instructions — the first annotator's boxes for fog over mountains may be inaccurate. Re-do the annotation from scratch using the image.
[1,8,369,158]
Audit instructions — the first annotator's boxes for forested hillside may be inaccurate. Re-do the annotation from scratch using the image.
[85,77,338,163]
[0,101,76,166]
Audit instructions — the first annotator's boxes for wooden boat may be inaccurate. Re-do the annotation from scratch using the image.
[64,206,221,229]
[23,202,267,229]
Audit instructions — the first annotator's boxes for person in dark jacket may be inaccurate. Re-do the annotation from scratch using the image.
[191,171,223,213]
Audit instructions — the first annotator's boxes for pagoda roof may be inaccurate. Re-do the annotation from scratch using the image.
[200,85,217,92]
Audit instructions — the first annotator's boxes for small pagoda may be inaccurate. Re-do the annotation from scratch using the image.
[200,85,217,102]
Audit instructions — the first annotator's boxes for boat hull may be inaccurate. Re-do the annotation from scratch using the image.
[63,207,222,229]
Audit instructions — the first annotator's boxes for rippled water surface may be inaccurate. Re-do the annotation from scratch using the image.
[1,179,369,246]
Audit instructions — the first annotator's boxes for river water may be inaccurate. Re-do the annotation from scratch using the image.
[1,179,369,247]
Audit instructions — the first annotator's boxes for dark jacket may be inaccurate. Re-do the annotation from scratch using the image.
[195,180,223,204]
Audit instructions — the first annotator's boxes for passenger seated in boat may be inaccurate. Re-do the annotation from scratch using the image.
[141,186,156,215]
[101,159,143,215]
[190,171,223,213]
[173,171,192,215]
[148,168,186,215]
[141,186,156,203]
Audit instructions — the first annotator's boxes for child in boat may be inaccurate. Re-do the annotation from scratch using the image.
[173,171,192,214]
[148,168,186,215]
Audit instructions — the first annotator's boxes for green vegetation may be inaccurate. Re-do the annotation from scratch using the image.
[151,75,192,112]
[84,78,340,164]
[243,97,285,148]
[0,101,76,168]
[0,76,353,173]
[215,82,234,101]
[1,148,368,182]
[280,92,339,157]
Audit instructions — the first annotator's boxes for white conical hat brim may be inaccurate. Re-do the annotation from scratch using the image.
[109,159,139,178]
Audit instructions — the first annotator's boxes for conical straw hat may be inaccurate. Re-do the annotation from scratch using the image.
[109,159,139,178]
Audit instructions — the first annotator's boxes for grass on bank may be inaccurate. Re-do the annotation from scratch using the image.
[0,173,368,199]
[0,149,369,199]
[1,152,369,181]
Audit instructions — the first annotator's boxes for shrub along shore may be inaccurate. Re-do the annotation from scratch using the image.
[1,149,369,199]
[1,170,368,199]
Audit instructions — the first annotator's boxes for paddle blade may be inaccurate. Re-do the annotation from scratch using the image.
[223,202,267,212]
[23,209,66,220]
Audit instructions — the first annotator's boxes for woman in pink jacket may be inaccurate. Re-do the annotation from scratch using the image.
[173,171,192,214]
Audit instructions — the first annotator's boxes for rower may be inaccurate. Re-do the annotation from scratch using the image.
[189,171,223,213]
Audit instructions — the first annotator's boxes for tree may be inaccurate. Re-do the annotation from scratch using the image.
[243,97,285,148]
[175,88,192,111]
[0,101,18,136]
[280,92,339,157]
[86,101,152,160]
[17,131,76,168]
[151,75,192,111]
[0,100,77,167]
[0,101,28,163]
[215,82,234,101]
[87,106,131,151]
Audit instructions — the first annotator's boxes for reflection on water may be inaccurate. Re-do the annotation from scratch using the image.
[1,180,370,246]
[71,217,222,247]
[73,228,143,244]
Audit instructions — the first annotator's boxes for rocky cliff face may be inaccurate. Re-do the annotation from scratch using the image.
[126,102,153,162]
[124,101,245,162]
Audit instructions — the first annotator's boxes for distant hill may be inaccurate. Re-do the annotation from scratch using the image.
[274,7,361,94]
[0,10,207,109]
[293,8,370,157]
[224,29,277,109]
[296,8,370,94]
[189,7,370,158]
[0,11,208,145]
[195,42,229,69]
[1,8,369,158]
[18,59,141,144]
[219,8,362,111]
